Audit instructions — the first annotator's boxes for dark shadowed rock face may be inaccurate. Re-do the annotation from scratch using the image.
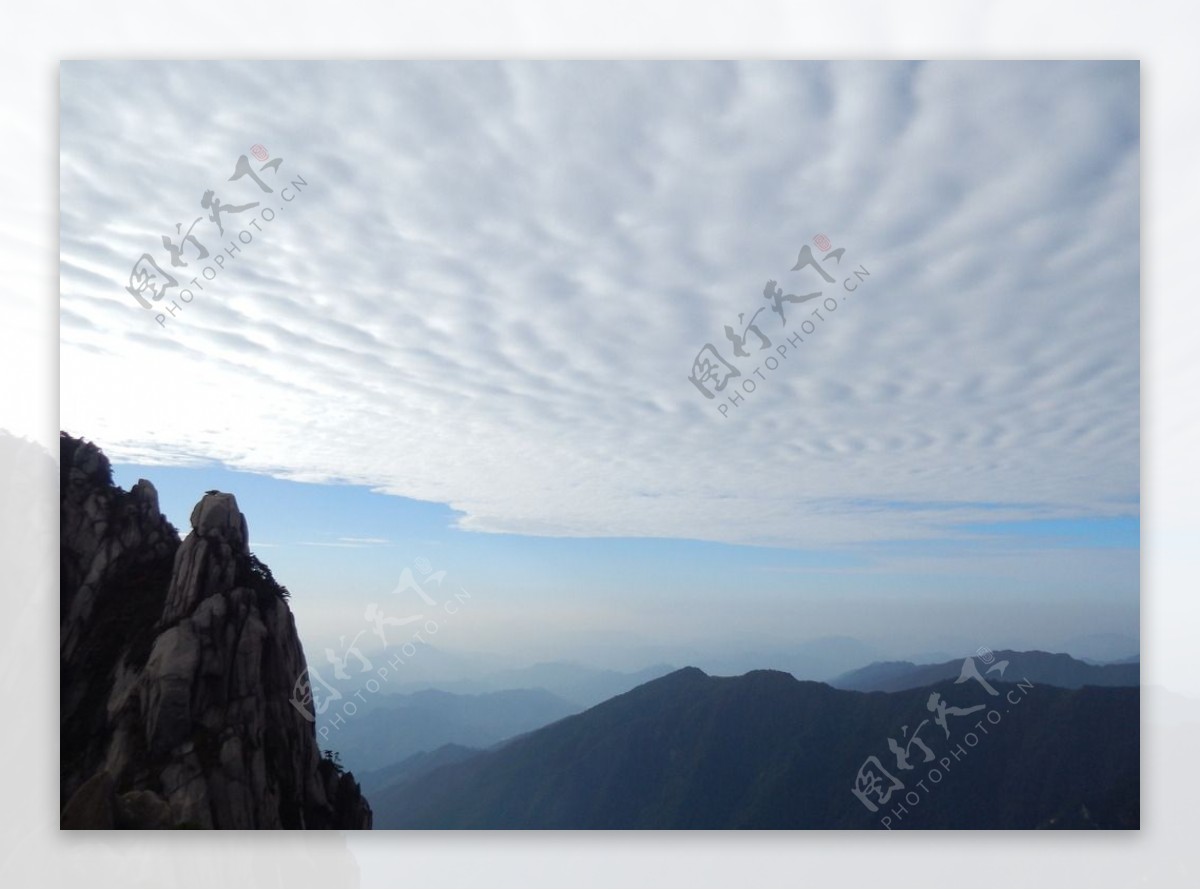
[60,433,371,829]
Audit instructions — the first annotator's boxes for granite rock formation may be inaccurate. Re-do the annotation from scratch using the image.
[60,432,371,829]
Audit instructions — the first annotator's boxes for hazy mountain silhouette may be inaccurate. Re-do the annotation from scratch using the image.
[1085,654,1139,666]
[324,687,578,772]
[375,661,678,710]
[1057,633,1139,664]
[374,666,1138,829]
[357,743,481,796]
[831,650,1138,693]
[474,662,678,708]
[696,635,881,681]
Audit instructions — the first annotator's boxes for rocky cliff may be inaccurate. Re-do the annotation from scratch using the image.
[60,433,372,829]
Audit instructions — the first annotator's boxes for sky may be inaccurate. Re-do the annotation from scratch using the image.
[60,61,1140,672]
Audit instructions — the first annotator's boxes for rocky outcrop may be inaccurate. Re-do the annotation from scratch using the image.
[60,433,371,829]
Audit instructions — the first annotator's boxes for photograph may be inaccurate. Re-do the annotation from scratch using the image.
[57,60,1140,831]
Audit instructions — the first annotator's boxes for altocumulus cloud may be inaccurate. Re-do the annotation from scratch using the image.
[60,61,1139,549]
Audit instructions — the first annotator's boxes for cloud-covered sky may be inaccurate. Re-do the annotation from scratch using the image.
[60,61,1138,544]
[60,62,1138,661]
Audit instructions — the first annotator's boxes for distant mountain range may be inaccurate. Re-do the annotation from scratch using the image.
[690,635,883,683]
[320,661,679,776]
[358,744,481,797]
[379,661,679,710]
[830,650,1139,693]
[373,666,1139,829]
[325,687,579,772]
[484,661,680,708]
[1057,633,1139,664]
[564,635,1137,684]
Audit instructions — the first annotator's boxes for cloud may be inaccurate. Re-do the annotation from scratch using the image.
[290,536,392,547]
[59,61,1139,549]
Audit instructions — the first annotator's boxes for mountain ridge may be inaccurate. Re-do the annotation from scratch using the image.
[831,649,1139,693]
[325,685,579,772]
[374,665,1139,829]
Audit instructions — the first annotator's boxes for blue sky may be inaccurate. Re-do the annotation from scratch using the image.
[109,457,1139,667]
[61,61,1139,670]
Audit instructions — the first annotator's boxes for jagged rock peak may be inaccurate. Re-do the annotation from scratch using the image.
[189,491,249,555]
[130,478,160,515]
[160,491,251,627]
